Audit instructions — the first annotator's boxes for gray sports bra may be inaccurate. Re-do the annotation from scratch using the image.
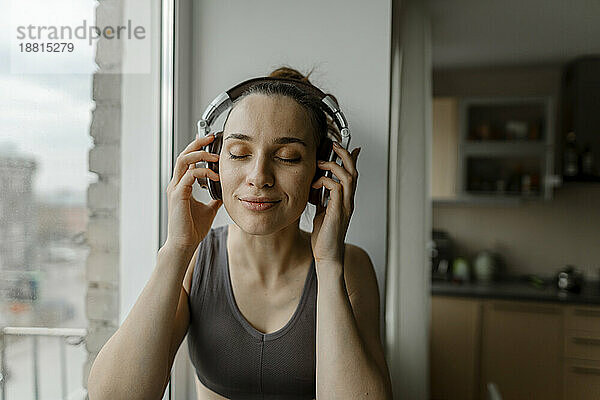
[187,225,317,400]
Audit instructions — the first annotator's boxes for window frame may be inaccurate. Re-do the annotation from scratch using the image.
[159,0,195,398]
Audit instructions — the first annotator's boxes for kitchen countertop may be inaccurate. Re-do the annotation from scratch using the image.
[431,277,600,305]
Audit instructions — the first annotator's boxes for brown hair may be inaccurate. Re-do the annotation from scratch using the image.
[227,66,342,150]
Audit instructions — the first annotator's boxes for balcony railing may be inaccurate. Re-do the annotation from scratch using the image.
[0,326,87,400]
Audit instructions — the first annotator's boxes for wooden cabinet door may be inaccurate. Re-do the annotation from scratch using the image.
[564,305,600,399]
[430,296,482,400]
[564,359,600,399]
[480,300,563,400]
[432,97,459,199]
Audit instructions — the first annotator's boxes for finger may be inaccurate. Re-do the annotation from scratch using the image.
[174,167,220,195]
[182,133,217,155]
[199,197,223,213]
[181,150,219,167]
[207,198,223,212]
[171,146,219,189]
[311,176,344,216]
[317,161,356,211]
[172,134,216,178]
[190,196,223,217]
[332,142,359,178]
[352,147,361,163]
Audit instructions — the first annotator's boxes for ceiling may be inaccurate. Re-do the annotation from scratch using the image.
[428,0,600,69]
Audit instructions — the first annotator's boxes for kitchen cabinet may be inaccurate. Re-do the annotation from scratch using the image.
[563,305,600,399]
[430,296,481,400]
[563,359,600,400]
[561,57,600,182]
[458,97,557,200]
[430,297,600,400]
[432,96,560,203]
[480,300,563,400]
[432,98,459,199]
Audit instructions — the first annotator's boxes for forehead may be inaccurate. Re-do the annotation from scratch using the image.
[223,94,314,145]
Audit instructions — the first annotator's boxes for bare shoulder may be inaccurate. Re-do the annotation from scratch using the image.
[342,243,378,299]
[341,243,392,394]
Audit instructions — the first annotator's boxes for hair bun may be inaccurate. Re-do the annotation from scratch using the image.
[268,66,313,85]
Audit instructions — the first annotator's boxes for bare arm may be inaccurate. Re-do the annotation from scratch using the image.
[87,243,197,400]
[87,132,222,399]
[315,245,393,399]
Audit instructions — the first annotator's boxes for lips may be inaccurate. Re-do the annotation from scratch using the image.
[239,196,280,203]
[239,196,281,211]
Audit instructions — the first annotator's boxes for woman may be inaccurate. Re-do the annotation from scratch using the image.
[87,67,393,400]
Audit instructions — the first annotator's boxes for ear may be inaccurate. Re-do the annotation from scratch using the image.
[308,137,334,206]
[210,131,224,159]
[312,137,333,182]
[316,137,333,163]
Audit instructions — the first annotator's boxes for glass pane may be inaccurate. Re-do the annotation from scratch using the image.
[467,102,546,142]
[1,1,97,399]
[466,156,542,196]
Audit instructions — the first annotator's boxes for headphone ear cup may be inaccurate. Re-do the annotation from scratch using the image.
[208,131,223,200]
[309,138,334,206]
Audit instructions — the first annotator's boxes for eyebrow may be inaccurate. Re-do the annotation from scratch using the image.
[224,133,307,147]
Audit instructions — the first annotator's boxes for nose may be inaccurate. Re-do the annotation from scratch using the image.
[245,153,274,189]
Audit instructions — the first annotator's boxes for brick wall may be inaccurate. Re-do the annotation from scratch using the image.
[83,0,123,391]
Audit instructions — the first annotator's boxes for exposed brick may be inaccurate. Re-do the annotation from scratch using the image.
[85,321,118,353]
[92,73,122,104]
[90,104,121,144]
[88,180,120,211]
[89,144,120,177]
[83,352,98,390]
[95,39,123,73]
[86,215,119,253]
[86,249,119,284]
[85,0,124,390]
[86,286,119,323]
[95,0,124,29]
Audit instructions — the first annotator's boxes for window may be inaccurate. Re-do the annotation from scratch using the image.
[1,0,97,398]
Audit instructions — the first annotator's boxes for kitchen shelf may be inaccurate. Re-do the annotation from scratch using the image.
[462,142,549,157]
[432,195,523,206]
[457,96,557,200]
[562,175,600,183]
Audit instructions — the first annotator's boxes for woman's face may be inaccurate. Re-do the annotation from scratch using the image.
[219,93,318,235]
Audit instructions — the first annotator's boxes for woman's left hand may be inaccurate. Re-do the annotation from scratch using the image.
[310,143,361,268]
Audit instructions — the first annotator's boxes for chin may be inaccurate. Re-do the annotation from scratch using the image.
[231,210,303,236]
[234,218,282,236]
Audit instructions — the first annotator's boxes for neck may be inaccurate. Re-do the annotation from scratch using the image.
[228,221,312,285]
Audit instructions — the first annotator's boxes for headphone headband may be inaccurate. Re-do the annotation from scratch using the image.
[227,77,325,100]
[198,76,350,149]
[195,75,352,208]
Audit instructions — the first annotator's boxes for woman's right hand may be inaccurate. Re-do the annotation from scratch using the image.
[165,134,222,252]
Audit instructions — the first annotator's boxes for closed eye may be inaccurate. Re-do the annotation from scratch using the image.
[228,152,301,164]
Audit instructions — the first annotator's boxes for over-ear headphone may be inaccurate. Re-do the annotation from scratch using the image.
[194,76,351,208]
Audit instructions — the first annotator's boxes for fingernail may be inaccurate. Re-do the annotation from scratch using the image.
[333,141,341,148]
[317,160,325,164]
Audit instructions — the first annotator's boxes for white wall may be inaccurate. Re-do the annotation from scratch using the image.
[120,0,161,324]
[189,0,392,332]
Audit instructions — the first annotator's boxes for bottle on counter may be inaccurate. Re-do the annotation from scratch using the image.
[581,142,595,177]
[563,131,579,177]
[452,257,470,283]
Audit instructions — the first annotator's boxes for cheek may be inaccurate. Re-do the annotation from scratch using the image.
[218,160,315,193]
[217,162,240,191]
[288,167,315,196]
